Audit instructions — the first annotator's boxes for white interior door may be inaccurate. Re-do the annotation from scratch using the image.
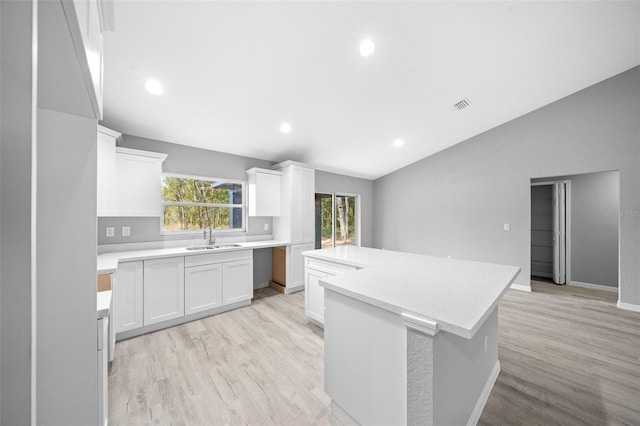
[552,183,567,284]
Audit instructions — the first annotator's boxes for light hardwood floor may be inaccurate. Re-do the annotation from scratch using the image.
[109,281,640,425]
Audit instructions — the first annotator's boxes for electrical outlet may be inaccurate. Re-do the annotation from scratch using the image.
[264,223,269,231]
[106,227,115,237]
[122,226,131,237]
[504,223,510,231]
[483,335,488,355]
[447,255,452,259]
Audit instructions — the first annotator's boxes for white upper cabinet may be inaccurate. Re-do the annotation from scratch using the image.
[247,168,281,217]
[97,126,167,217]
[115,147,167,216]
[59,0,115,118]
[96,126,119,216]
[272,161,315,244]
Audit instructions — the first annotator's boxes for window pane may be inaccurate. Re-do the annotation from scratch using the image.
[315,193,334,249]
[162,176,243,205]
[335,195,356,246]
[163,206,243,232]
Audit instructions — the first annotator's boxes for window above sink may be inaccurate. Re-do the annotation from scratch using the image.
[162,173,245,235]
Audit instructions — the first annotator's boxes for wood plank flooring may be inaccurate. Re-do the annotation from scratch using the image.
[109,281,640,425]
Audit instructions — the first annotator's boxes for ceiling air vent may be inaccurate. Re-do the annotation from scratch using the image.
[453,98,470,111]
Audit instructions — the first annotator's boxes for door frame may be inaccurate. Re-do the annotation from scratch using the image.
[315,191,362,248]
[531,180,572,284]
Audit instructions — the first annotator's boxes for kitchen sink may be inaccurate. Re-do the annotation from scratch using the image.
[185,244,242,251]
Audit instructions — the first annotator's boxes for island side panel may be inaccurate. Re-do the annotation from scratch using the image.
[433,307,500,425]
[324,289,407,425]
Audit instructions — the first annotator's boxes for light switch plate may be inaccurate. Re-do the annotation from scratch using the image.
[106,227,115,237]
[503,223,510,231]
[122,226,131,237]
[264,223,269,231]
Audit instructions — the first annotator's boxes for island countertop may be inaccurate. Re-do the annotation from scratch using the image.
[303,246,520,339]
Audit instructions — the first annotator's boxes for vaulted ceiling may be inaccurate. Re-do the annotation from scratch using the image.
[101,1,640,179]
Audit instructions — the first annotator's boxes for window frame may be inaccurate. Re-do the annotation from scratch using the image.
[160,172,246,235]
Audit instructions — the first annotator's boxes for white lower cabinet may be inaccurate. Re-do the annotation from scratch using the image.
[143,257,185,326]
[304,257,358,326]
[305,268,330,324]
[287,242,314,292]
[185,263,223,314]
[114,261,143,333]
[222,259,253,305]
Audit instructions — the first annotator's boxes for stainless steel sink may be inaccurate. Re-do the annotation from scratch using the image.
[185,244,242,251]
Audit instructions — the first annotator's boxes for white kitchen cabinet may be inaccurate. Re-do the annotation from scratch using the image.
[288,242,315,292]
[184,263,223,314]
[304,257,358,326]
[114,261,143,333]
[143,257,185,326]
[222,259,253,305]
[273,161,315,244]
[115,147,167,217]
[96,126,120,216]
[305,268,329,324]
[247,168,281,216]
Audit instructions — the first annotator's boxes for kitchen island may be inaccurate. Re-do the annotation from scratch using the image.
[302,246,520,426]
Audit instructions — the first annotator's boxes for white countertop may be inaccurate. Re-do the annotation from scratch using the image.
[303,246,520,339]
[97,239,289,274]
[97,290,112,319]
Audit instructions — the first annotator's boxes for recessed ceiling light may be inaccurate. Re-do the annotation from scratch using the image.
[393,139,404,148]
[359,39,376,57]
[280,122,292,134]
[145,79,164,95]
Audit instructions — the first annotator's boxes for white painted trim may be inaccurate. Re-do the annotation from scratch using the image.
[97,124,121,138]
[510,283,532,292]
[402,313,439,336]
[31,1,39,423]
[617,301,640,313]
[568,280,618,293]
[466,361,501,426]
[284,284,304,294]
[116,146,167,161]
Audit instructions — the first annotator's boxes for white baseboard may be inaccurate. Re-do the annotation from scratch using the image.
[510,283,531,292]
[617,301,640,313]
[467,360,501,426]
[568,280,618,293]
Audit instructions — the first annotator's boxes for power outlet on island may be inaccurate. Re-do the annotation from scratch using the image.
[122,226,131,237]
[264,223,269,231]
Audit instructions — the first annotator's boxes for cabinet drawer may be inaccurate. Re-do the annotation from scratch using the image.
[185,249,252,268]
[305,258,358,275]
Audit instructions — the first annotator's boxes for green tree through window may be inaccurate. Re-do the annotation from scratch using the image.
[162,174,243,233]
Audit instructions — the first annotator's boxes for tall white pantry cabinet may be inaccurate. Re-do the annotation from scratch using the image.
[272,162,316,293]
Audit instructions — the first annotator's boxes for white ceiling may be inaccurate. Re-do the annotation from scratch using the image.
[101,1,640,180]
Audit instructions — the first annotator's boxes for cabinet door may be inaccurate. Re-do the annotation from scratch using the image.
[115,150,163,216]
[114,261,143,333]
[96,132,116,216]
[222,259,253,305]
[185,263,223,315]
[249,171,281,216]
[305,268,330,324]
[144,257,185,325]
[289,243,314,290]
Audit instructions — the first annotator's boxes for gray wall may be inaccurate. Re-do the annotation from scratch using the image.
[373,66,639,306]
[570,171,619,288]
[316,170,374,247]
[1,1,33,422]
